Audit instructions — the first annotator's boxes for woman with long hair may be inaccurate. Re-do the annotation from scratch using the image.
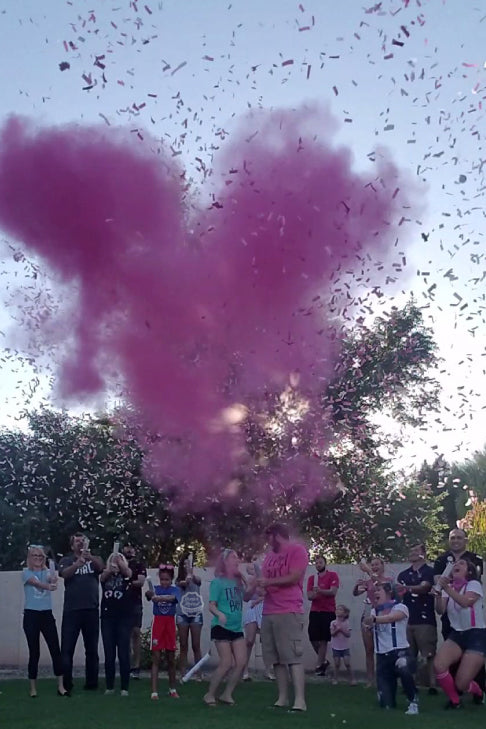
[353,557,394,687]
[176,552,203,680]
[434,558,486,709]
[203,549,248,706]
[22,545,67,697]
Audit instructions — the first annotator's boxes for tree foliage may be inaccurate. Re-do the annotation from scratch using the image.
[0,301,444,568]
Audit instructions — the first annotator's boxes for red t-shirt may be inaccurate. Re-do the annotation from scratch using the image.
[307,570,339,612]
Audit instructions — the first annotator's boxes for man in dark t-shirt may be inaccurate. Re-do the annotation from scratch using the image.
[397,544,437,693]
[59,532,104,693]
[122,544,147,678]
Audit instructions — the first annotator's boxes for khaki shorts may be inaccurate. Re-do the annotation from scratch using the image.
[261,613,305,666]
[407,624,437,659]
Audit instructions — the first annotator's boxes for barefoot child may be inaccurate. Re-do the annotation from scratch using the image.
[330,605,355,685]
[146,564,180,700]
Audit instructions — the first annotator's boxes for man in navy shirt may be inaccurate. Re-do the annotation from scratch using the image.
[397,544,437,695]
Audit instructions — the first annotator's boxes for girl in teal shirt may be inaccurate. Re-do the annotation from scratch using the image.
[204,549,248,706]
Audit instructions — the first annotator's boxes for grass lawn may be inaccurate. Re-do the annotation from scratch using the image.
[1,678,484,729]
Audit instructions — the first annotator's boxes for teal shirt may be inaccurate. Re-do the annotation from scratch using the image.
[209,577,243,633]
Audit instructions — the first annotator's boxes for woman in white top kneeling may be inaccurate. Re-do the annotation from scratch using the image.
[434,558,486,709]
[363,582,418,715]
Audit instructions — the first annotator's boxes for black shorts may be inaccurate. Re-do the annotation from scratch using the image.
[211,625,244,642]
[308,611,335,643]
[131,604,143,629]
[448,628,486,655]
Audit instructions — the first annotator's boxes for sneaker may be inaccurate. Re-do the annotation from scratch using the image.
[405,702,419,715]
[150,692,159,700]
[445,700,462,710]
[169,689,180,699]
[104,689,115,695]
[242,674,252,682]
[315,661,330,676]
[264,672,276,681]
[130,669,140,680]
[121,690,129,697]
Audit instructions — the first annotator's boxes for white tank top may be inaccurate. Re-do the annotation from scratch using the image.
[447,580,485,631]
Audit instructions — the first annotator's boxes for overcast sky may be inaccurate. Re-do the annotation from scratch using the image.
[0,0,485,469]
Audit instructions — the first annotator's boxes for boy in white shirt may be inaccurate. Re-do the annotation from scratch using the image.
[363,582,418,715]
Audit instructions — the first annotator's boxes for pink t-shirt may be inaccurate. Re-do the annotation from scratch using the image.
[262,542,309,615]
[330,618,351,651]
[307,570,339,612]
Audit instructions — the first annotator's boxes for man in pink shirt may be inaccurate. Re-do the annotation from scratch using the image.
[257,523,309,712]
[307,556,339,675]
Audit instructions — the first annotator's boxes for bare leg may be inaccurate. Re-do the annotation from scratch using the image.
[220,638,246,704]
[344,655,356,685]
[274,664,289,707]
[151,651,160,694]
[243,622,257,678]
[204,641,232,704]
[166,651,176,690]
[289,663,306,711]
[332,657,340,684]
[177,623,189,677]
[361,626,374,685]
[189,623,203,677]
[455,653,485,693]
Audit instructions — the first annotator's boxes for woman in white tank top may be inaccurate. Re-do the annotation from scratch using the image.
[434,558,486,709]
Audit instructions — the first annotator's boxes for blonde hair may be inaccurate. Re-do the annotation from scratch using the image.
[106,552,128,572]
[214,549,245,587]
[26,546,47,571]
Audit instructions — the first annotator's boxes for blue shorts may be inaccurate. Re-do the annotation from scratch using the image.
[448,628,486,655]
[176,613,203,626]
[332,648,350,658]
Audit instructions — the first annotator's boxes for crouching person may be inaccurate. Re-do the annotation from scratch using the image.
[363,583,418,715]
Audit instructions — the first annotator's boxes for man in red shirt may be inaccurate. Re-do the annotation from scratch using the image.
[306,556,339,675]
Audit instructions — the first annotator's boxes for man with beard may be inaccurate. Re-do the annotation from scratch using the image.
[257,523,309,712]
[306,556,339,676]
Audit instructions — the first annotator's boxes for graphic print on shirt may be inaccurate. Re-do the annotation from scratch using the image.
[224,585,242,614]
[103,573,128,601]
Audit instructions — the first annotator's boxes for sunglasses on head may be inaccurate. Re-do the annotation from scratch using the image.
[159,564,174,571]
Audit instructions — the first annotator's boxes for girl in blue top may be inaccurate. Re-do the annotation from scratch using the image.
[203,549,248,706]
[22,545,67,697]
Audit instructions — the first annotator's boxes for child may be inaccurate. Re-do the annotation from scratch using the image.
[330,605,356,685]
[363,583,418,715]
[146,564,180,700]
[203,549,247,706]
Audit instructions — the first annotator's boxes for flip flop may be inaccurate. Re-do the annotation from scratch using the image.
[288,707,306,713]
[203,694,217,706]
[218,698,236,706]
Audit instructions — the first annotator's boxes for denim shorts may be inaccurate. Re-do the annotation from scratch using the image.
[448,628,486,655]
[176,613,203,626]
[332,648,350,658]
